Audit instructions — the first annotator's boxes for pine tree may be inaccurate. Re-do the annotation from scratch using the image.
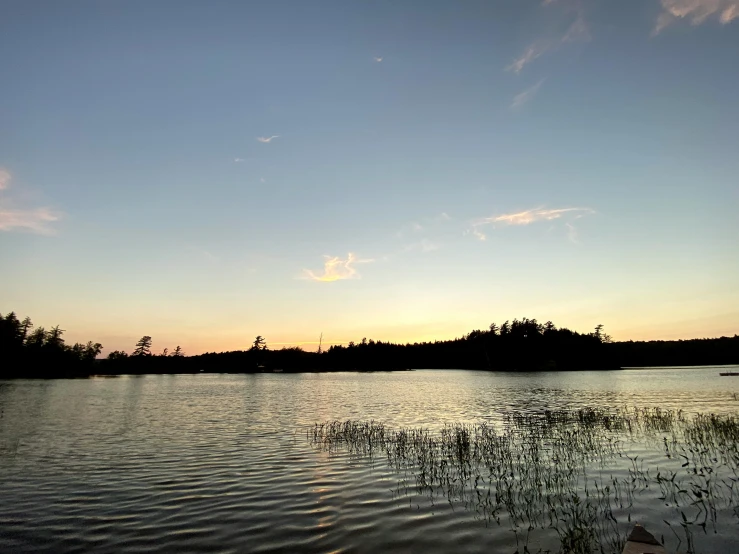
[133,336,152,356]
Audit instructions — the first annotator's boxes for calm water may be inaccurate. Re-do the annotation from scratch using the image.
[1,367,738,553]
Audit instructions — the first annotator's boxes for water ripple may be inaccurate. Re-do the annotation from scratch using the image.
[0,368,738,553]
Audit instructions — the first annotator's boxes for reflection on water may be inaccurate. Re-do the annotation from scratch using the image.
[1,367,738,553]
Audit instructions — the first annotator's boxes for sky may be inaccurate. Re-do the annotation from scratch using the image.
[1,0,738,355]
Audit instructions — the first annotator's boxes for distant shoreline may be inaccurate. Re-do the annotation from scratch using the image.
[7,364,739,381]
[2,311,737,379]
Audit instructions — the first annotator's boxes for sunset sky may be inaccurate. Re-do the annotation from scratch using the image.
[1,0,737,355]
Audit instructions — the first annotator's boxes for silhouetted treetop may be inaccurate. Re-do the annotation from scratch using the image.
[1,310,104,377]
[251,336,267,351]
[133,336,152,357]
[2,310,737,378]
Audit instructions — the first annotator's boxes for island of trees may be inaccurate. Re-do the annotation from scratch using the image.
[1,310,737,378]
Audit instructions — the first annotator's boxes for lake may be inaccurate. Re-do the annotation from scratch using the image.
[1,367,738,553]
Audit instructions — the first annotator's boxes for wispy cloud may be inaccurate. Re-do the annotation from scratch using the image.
[477,207,593,226]
[257,135,280,143]
[234,157,245,163]
[0,169,10,190]
[471,228,487,241]
[373,56,383,63]
[506,43,551,74]
[654,0,739,33]
[565,222,579,243]
[511,80,545,109]
[0,168,60,235]
[469,206,593,242]
[392,212,455,256]
[506,2,590,74]
[404,238,439,253]
[396,212,453,239]
[463,226,488,241]
[0,207,60,234]
[563,14,591,42]
[395,222,423,239]
[304,253,373,282]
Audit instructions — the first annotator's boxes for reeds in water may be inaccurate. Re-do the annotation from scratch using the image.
[308,407,739,554]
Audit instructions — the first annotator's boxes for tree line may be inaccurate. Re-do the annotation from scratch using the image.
[0,311,102,378]
[1,310,737,378]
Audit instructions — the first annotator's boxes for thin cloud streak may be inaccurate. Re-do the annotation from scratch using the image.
[304,253,373,282]
[0,207,60,234]
[655,0,739,33]
[478,207,594,226]
[469,207,594,241]
[506,43,550,74]
[506,2,590,74]
[373,56,383,62]
[0,168,60,234]
[257,135,279,143]
[0,169,10,190]
[404,238,439,253]
[566,222,579,243]
[396,212,451,238]
[511,80,545,109]
[563,14,591,42]
[471,228,486,241]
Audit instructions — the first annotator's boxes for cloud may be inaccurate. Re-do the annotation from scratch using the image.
[0,168,60,235]
[463,226,487,241]
[304,253,373,282]
[234,157,245,163]
[469,207,593,242]
[396,211,453,239]
[0,169,10,190]
[506,1,590,74]
[477,207,593,226]
[654,0,739,32]
[563,14,591,42]
[373,56,383,63]
[257,135,279,143]
[506,43,551,74]
[511,80,545,109]
[396,221,423,238]
[0,207,60,234]
[723,3,739,21]
[404,238,439,253]
[565,222,579,243]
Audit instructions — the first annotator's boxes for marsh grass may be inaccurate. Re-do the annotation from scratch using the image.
[309,408,739,554]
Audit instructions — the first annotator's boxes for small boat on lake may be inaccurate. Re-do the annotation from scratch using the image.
[622,523,666,554]
[719,372,739,376]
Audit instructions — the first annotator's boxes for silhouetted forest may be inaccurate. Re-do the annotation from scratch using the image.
[0,312,102,378]
[1,311,737,378]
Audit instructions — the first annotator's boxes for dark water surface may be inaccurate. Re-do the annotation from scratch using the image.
[1,367,738,553]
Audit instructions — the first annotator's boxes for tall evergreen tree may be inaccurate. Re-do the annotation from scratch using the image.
[133,336,153,356]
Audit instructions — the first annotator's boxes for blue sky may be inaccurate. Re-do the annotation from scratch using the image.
[1,0,737,355]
